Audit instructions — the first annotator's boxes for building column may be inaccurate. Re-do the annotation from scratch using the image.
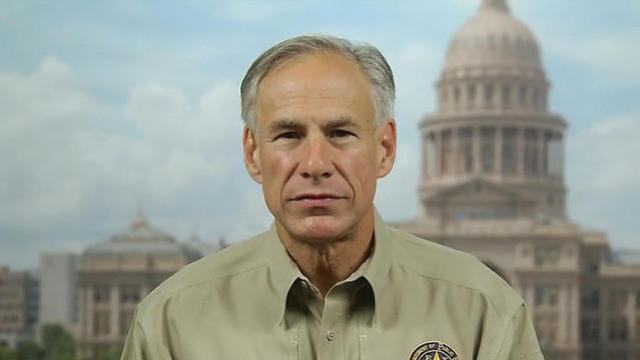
[571,284,579,344]
[559,283,568,344]
[435,131,442,177]
[473,126,481,174]
[451,128,459,175]
[516,127,524,178]
[86,285,94,338]
[537,129,545,176]
[110,284,120,338]
[494,126,503,174]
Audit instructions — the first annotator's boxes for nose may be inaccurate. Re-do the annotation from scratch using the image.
[299,133,333,181]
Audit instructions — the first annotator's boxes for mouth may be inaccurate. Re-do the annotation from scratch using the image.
[290,193,345,205]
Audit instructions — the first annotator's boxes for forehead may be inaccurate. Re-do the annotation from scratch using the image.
[255,52,374,126]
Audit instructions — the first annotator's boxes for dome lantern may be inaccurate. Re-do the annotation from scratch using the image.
[480,0,509,13]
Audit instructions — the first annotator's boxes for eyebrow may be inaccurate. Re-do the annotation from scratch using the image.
[324,116,360,131]
[268,116,360,134]
[268,118,305,134]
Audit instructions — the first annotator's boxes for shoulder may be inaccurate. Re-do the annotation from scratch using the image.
[386,226,523,318]
[135,230,269,317]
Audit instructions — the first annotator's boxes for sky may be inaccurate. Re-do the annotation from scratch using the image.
[0,0,639,270]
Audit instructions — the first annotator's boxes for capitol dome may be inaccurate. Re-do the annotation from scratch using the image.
[444,0,541,71]
[83,211,200,258]
[419,0,567,224]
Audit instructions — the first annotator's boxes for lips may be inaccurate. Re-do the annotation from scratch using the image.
[290,192,345,206]
[292,193,341,200]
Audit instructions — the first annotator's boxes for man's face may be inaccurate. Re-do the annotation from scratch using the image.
[243,52,396,245]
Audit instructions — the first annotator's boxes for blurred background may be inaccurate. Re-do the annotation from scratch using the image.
[0,1,638,359]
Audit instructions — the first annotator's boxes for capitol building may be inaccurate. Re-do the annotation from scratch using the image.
[64,1,640,359]
[395,1,640,359]
[75,212,217,358]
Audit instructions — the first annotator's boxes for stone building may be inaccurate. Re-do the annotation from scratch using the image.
[0,266,39,348]
[38,252,78,330]
[395,1,640,359]
[76,212,202,359]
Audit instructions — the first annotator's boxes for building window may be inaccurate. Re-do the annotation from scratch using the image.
[502,84,511,108]
[636,290,640,309]
[93,310,110,336]
[441,130,452,175]
[532,87,539,108]
[581,288,600,310]
[608,318,628,342]
[120,284,140,304]
[459,128,473,173]
[93,285,110,304]
[502,128,517,175]
[534,245,559,267]
[481,127,495,172]
[454,86,460,106]
[518,85,527,106]
[484,83,494,108]
[535,284,558,306]
[608,289,628,312]
[524,129,539,175]
[580,318,600,343]
[467,84,476,109]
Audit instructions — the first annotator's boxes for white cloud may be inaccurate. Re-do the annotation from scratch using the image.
[0,58,252,269]
[222,1,313,23]
[544,29,640,85]
[566,115,640,249]
[568,115,640,193]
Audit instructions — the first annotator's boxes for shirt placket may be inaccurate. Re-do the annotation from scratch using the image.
[317,290,345,360]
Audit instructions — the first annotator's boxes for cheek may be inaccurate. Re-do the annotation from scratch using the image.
[342,149,378,192]
[260,151,294,198]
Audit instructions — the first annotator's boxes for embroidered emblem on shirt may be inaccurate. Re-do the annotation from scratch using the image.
[409,341,460,360]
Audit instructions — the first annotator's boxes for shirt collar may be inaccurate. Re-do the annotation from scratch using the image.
[265,207,395,328]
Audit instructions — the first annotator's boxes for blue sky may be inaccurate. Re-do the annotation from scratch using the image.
[1,0,639,270]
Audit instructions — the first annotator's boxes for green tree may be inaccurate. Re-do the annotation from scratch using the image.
[41,324,75,360]
[98,349,121,360]
[16,340,44,360]
[0,346,17,360]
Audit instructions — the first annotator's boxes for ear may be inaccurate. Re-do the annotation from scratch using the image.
[376,119,397,178]
[243,126,263,184]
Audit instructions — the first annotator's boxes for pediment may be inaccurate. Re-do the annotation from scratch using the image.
[425,179,533,205]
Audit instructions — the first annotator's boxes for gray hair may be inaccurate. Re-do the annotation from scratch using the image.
[240,34,395,132]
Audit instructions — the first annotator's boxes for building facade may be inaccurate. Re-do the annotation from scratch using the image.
[0,266,39,348]
[38,252,78,332]
[395,1,640,359]
[75,212,203,359]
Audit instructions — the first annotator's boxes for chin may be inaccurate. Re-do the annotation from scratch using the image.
[293,215,354,243]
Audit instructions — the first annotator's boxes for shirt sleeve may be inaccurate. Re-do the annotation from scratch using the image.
[120,309,151,360]
[494,303,544,360]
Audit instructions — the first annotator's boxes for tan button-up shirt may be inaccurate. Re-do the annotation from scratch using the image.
[121,212,543,360]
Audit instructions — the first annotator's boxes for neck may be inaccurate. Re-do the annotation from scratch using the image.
[277,210,375,297]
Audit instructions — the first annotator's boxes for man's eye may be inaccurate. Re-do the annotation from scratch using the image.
[275,132,300,140]
[331,129,354,138]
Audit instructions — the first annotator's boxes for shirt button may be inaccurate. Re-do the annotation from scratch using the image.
[326,330,335,341]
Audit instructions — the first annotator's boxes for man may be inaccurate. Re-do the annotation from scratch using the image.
[121,35,543,360]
